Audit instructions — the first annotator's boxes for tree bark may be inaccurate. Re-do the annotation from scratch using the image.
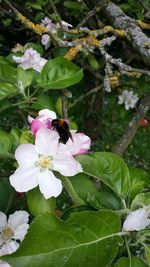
[112,91,150,156]
[85,0,150,65]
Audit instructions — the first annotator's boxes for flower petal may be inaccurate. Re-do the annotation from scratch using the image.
[35,128,59,156]
[38,170,62,199]
[15,144,38,168]
[67,132,91,155]
[39,109,57,119]
[0,212,7,230]
[53,153,83,176]
[0,241,19,255]
[9,167,39,192]
[13,224,29,241]
[8,211,29,231]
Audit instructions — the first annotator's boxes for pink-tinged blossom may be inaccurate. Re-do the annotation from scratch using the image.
[0,210,29,258]
[9,128,83,199]
[13,48,47,72]
[123,207,150,231]
[41,17,57,33]
[41,34,51,50]
[28,109,57,135]
[118,90,138,110]
[67,131,91,156]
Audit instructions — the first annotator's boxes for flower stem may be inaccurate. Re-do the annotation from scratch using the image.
[60,175,85,206]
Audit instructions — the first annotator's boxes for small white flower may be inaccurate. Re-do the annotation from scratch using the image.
[0,211,29,256]
[9,128,83,199]
[118,90,138,110]
[123,207,150,231]
[13,48,47,72]
[41,34,51,50]
[41,17,57,34]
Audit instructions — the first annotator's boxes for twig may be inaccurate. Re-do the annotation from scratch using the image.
[69,86,102,108]
[76,3,101,29]
[61,89,70,119]
[48,0,63,29]
[112,89,150,156]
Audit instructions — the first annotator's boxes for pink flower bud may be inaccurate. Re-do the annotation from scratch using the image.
[67,131,91,156]
[28,109,57,135]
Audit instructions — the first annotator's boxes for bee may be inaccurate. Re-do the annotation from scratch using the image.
[51,119,73,144]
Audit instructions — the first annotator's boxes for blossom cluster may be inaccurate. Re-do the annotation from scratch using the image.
[118,90,138,110]
[9,109,91,199]
[41,17,72,50]
[13,48,47,72]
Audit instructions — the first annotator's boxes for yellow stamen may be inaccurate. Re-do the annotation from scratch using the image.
[2,227,14,241]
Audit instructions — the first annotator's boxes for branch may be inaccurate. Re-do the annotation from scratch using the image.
[86,0,150,65]
[112,90,150,156]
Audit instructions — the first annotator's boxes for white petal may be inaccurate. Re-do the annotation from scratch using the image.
[38,170,62,199]
[9,166,39,192]
[0,241,19,255]
[15,144,38,168]
[8,211,29,231]
[0,260,11,267]
[53,154,83,176]
[28,115,34,124]
[39,109,57,119]
[35,128,59,156]
[123,208,150,231]
[0,212,7,230]
[13,224,29,241]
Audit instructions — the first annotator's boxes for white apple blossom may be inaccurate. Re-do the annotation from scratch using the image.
[123,207,150,231]
[0,210,29,257]
[56,21,73,31]
[13,48,47,72]
[9,128,83,199]
[41,17,57,34]
[41,34,51,50]
[118,90,138,110]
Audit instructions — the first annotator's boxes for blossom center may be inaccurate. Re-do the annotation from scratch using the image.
[1,226,14,242]
[36,155,53,171]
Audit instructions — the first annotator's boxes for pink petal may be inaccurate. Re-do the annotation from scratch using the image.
[38,170,62,199]
[15,144,38,168]
[67,132,91,156]
[35,128,59,156]
[9,166,39,192]
[31,119,50,135]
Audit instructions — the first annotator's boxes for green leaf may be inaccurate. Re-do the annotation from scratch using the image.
[32,93,55,111]
[145,245,150,265]
[89,191,123,210]
[27,187,56,217]
[131,192,150,210]
[0,64,17,84]
[114,256,148,267]
[77,152,130,198]
[0,178,15,212]
[64,1,82,10]
[0,83,17,101]
[2,210,122,267]
[17,67,34,89]
[20,130,34,144]
[128,168,149,203]
[69,173,97,202]
[0,130,12,157]
[38,57,83,89]
[10,128,22,153]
